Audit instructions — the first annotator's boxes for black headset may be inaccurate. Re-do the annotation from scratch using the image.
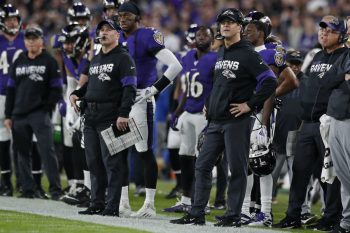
[338,19,349,44]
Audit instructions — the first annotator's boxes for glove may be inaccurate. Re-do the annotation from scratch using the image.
[170,113,179,131]
[256,125,268,146]
[58,99,66,117]
[135,86,158,103]
[274,98,282,111]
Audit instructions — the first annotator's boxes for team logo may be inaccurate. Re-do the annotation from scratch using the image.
[222,69,236,79]
[28,73,44,81]
[153,31,164,45]
[275,44,285,54]
[97,73,111,81]
[274,52,285,67]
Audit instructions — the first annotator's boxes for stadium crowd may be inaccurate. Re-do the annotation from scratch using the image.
[1,0,350,232]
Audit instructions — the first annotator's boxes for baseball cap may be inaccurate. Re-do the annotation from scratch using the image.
[96,19,121,32]
[24,26,43,38]
[286,50,304,63]
[217,8,244,24]
[319,15,344,32]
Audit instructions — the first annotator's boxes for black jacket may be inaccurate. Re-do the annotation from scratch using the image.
[319,48,350,120]
[72,45,136,122]
[206,39,277,122]
[300,47,347,122]
[5,51,62,118]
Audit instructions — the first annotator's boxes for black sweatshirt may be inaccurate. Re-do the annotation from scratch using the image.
[319,48,350,120]
[72,45,136,120]
[300,47,347,122]
[5,51,62,118]
[206,39,277,122]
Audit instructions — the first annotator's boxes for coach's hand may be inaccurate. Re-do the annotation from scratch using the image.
[116,117,129,131]
[69,94,80,113]
[4,119,12,131]
[230,102,251,117]
[346,74,350,81]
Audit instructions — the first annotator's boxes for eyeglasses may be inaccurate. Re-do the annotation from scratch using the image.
[319,27,340,35]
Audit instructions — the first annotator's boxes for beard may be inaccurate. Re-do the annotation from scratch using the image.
[196,42,211,51]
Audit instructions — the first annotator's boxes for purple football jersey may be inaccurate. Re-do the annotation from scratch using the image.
[0,32,26,95]
[119,28,165,89]
[182,50,217,113]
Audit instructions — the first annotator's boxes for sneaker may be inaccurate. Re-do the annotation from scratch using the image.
[332,226,350,233]
[131,202,156,218]
[163,201,191,213]
[301,213,317,225]
[248,212,273,227]
[204,206,211,215]
[210,201,226,210]
[61,184,90,205]
[18,192,35,199]
[165,186,181,199]
[134,186,146,197]
[101,208,119,217]
[272,215,301,229]
[214,217,241,227]
[306,218,335,231]
[34,188,49,199]
[0,185,13,197]
[62,185,71,195]
[51,193,64,201]
[78,206,104,215]
[119,200,132,217]
[170,213,205,225]
[241,213,253,225]
[77,200,90,208]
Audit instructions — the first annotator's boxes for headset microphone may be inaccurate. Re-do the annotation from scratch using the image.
[94,36,102,43]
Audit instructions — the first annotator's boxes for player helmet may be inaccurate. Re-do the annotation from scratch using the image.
[249,144,276,177]
[58,23,90,57]
[103,0,125,11]
[67,2,91,26]
[185,23,199,44]
[0,4,22,35]
[244,11,272,36]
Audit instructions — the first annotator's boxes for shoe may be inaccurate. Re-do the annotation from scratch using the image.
[170,213,205,225]
[0,185,13,197]
[101,208,119,217]
[51,193,63,201]
[332,226,350,233]
[77,200,90,208]
[248,212,273,227]
[204,206,211,215]
[78,206,104,215]
[134,186,146,197]
[131,202,156,218]
[34,188,49,199]
[301,212,317,225]
[165,186,181,199]
[61,184,90,205]
[62,185,71,195]
[214,217,241,227]
[163,200,191,213]
[272,215,301,229]
[119,200,132,217]
[306,218,335,231]
[210,201,226,210]
[241,213,253,225]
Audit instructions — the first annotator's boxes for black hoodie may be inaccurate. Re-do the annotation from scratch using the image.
[300,47,347,121]
[206,39,277,122]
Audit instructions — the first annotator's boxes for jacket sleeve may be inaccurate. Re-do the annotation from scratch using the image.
[118,54,137,118]
[4,60,18,119]
[45,57,63,111]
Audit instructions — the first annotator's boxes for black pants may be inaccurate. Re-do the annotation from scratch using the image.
[84,122,126,211]
[13,110,61,196]
[190,117,251,218]
[287,122,342,223]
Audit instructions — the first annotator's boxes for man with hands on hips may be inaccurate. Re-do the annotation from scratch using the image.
[69,19,136,217]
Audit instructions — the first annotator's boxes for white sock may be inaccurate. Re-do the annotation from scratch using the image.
[121,186,129,202]
[145,188,156,204]
[83,170,91,190]
[242,174,254,214]
[68,179,76,187]
[181,196,191,205]
[260,174,273,213]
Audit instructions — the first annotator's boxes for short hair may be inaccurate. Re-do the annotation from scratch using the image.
[196,25,214,38]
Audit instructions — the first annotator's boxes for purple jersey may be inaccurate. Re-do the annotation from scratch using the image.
[256,44,286,68]
[0,32,26,95]
[119,28,165,89]
[182,50,217,113]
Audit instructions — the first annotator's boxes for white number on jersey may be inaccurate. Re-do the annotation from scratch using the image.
[185,71,203,98]
[0,51,10,75]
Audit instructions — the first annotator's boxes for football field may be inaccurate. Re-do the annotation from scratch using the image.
[0,179,323,233]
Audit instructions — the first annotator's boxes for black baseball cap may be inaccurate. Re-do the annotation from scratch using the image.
[217,8,244,24]
[24,26,43,38]
[286,50,304,64]
[96,19,121,32]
